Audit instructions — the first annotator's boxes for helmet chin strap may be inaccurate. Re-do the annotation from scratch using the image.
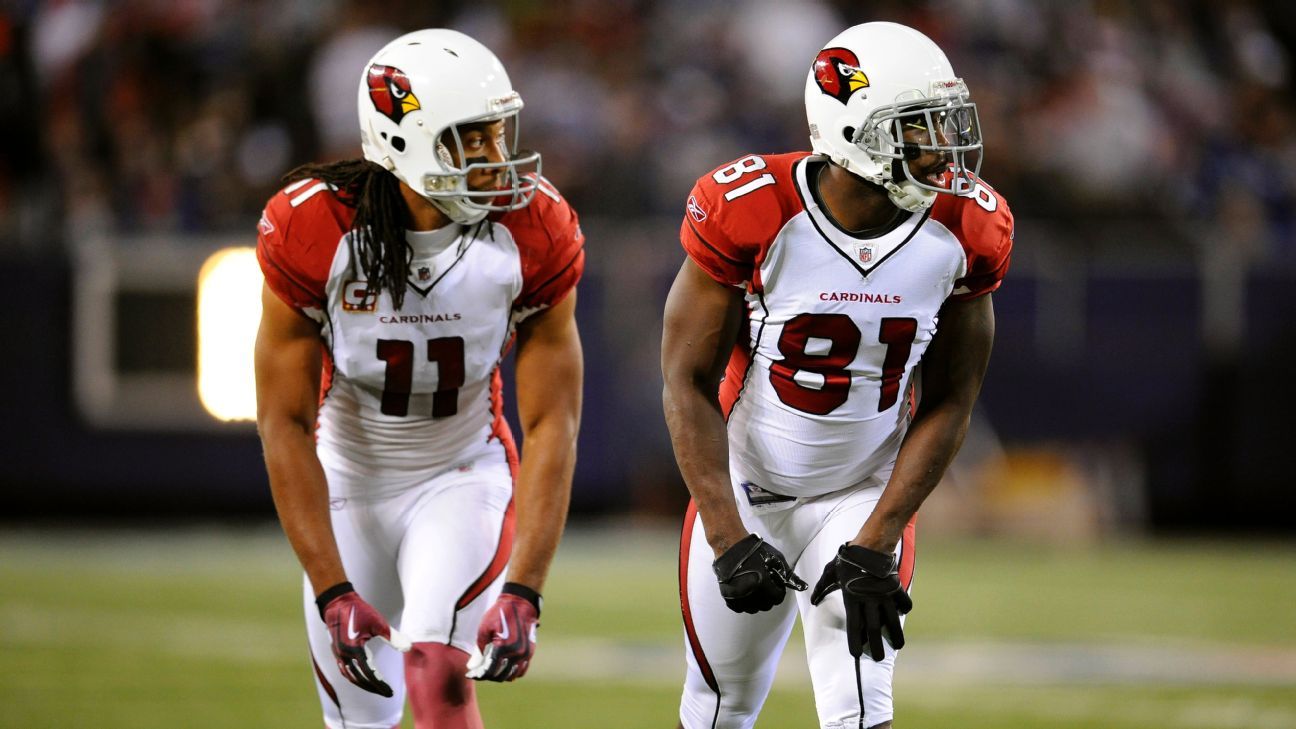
[437,153,494,224]
[834,152,936,214]
[884,156,937,212]
[883,179,936,213]
[429,196,489,225]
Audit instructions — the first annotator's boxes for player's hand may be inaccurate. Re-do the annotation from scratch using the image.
[317,582,412,697]
[810,544,912,662]
[712,533,808,614]
[467,582,541,682]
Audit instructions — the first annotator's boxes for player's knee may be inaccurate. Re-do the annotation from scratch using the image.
[681,695,761,729]
[404,642,475,707]
[680,696,758,729]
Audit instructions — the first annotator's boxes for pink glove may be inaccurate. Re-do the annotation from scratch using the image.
[317,582,411,696]
[466,582,541,682]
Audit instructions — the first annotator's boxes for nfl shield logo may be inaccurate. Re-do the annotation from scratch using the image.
[418,266,431,281]
[857,245,874,264]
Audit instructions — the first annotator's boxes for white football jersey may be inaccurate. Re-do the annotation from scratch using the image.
[681,152,1012,498]
[258,175,584,494]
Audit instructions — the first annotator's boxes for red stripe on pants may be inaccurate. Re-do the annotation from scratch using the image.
[679,499,719,693]
[310,651,340,708]
[898,515,917,590]
[456,498,516,610]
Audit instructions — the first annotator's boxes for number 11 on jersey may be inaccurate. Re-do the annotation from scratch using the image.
[376,337,465,418]
[714,156,777,201]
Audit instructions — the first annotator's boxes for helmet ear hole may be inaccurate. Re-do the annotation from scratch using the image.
[842,126,856,143]
[391,136,406,153]
[380,132,389,140]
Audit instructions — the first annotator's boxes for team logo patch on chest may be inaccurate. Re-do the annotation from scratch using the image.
[378,313,462,324]
[817,291,903,303]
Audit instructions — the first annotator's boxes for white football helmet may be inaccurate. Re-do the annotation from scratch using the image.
[805,22,982,212]
[357,29,541,224]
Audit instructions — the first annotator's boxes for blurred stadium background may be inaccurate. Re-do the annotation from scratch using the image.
[2,1,1294,727]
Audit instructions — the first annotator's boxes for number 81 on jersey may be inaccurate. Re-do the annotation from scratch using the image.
[713,156,777,201]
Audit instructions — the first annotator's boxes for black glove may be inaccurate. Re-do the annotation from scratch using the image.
[712,533,808,614]
[810,544,912,662]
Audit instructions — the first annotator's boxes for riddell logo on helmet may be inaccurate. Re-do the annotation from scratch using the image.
[813,48,869,104]
[367,64,422,124]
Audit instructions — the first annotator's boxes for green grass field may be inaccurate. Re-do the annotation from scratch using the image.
[2,525,1294,728]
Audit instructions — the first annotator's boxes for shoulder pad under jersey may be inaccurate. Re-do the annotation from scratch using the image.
[256,178,354,311]
[679,152,810,289]
[494,174,586,314]
[930,177,1014,300]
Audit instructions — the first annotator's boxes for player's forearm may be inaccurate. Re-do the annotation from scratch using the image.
[662,383,746,555]
[507,414,578,592]
[510,301,582,593]
[259,420,347,595]
[852,401,973,552]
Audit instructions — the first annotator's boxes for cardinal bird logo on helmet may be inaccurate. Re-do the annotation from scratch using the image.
[813,48,869,104]
[367,64,421,123]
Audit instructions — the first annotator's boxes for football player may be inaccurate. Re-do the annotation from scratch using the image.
[662,22,1013,729]
[254,29,584,729]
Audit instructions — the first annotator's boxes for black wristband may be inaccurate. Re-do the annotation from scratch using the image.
[501,581,542,615]
[315,581,355,619]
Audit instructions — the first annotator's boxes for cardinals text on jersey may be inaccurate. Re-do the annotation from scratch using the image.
[680,152,1012,498]
[257,175,584,494]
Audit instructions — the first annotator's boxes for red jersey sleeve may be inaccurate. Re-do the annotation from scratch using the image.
[255,180,352,311]
[679,153,809,288]
[931,179,1014,301]
[500,176,586,314]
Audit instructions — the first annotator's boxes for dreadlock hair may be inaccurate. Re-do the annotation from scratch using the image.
[283,159,413,309]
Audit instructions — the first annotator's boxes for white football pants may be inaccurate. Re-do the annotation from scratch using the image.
[679,479,916,729]
[302,451,514,729]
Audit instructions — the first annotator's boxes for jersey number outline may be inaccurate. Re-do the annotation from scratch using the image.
[376,337,465,418]
[953,177,999,212]
[713,156,777,201]
[769,314,918,414]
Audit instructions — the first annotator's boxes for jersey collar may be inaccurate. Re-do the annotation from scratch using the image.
[793,156,931,279]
